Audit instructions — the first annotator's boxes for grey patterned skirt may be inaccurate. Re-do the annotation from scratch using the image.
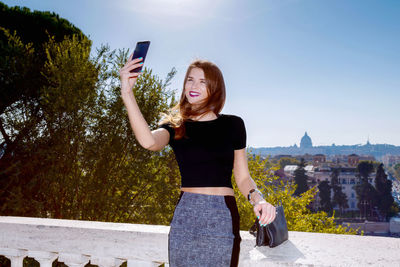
[168,191,241,267]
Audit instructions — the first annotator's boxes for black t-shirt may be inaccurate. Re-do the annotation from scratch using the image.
[159,113,246,188]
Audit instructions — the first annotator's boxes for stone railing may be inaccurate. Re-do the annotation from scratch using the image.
[341,218,400,235]
[1,216,400,266]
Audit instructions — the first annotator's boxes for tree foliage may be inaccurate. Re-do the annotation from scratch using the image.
[318,180,333,214]
[233,153,358,234]
[355,161,377,218]
[356,161,375,182]
[0,2,85,45]
[375,163,394,220]
[293,158,308,196]
[0,2,89,186]
[330,167,348,215]
[0,2,88,116]
[0,29,180,225]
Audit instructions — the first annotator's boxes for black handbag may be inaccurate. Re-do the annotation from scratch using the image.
[249,205,288,247]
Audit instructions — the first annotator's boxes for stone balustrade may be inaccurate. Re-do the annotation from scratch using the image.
[1,216,400,266]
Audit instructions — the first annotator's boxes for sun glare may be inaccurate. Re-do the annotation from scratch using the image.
[125,0,222,21]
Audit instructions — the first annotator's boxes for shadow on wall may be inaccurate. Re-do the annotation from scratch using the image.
[247,240,305,263]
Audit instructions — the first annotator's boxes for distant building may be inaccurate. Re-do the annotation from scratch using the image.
[282,155,376,212]
[348,154,359,167]
[274,154,293,160]
[300,132,313,149]
[294,153,314,162]
[313,154,326,165]
[313,166,375,211]
[360,155,376,162]
[382,154,400,167]
[283,165,300,176]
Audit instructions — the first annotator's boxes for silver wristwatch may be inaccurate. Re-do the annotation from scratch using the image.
[247,188,264,206]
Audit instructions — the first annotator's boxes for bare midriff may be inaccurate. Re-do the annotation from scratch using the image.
[180,187,235,196]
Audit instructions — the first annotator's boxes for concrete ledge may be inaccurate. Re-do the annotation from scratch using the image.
[0,216,169,264]
[240,231,400,266]
[1,216,400,266]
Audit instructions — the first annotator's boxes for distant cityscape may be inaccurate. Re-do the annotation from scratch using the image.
[278,155,400,212]
[248,132,400,234]
[250,132,400,163]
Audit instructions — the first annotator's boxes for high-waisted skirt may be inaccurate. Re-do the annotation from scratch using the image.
[168,191,242,267]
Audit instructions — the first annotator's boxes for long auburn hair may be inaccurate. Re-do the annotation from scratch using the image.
[159,59,226,140]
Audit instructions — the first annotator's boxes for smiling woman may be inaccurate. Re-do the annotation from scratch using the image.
[184,68,209,107]
[145,59,275,266]
[120,49,277,266]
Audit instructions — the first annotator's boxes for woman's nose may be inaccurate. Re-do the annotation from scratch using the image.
[193,80,202,90]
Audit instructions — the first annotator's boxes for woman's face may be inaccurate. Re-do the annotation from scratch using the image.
[184,67,208,106]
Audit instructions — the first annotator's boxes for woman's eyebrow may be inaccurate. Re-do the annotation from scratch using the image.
[187,76,206,81]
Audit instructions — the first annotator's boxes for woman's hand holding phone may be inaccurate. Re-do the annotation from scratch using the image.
[119,52,144,95]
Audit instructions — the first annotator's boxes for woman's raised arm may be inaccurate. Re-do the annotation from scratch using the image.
[119,53,169,151]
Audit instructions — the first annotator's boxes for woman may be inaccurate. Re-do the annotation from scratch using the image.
[119,54,276,266]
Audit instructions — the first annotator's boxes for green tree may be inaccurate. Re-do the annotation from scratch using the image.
[375,163,394,220]
[0,30,179,225]
[355,161,378,218]
[293,158,308,196]
[0,33,98,217]
[330,167,348,216]
[0,2,84,44]
[0,3,89,188]
[318,180,333,214]
[357,161,375,181]
[0,2,87,115]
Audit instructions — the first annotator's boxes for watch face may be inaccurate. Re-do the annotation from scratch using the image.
[247,190,253,200]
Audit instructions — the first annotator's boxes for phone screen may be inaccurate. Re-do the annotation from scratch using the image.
[130,41,150,73]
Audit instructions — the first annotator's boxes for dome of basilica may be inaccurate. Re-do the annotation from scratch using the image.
[300,132,313,148]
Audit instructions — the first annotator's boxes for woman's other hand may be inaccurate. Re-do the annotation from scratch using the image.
[254,200,276,226]
[119,52,144,95]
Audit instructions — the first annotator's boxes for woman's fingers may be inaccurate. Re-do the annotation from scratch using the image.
[120,56,143,73]
[127,56,143,68]
[130,72,143,79]
[257,203,276,226]
[265,205,276,224]
[263,205,271,224]
[119,53,144,93]
[127,62,144,73]
[255,204,266,225]
[120,62,144,75]
[127,72,140,78]
[258,206,266,225]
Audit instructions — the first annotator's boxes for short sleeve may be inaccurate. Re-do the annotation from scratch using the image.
[159,123,175,144]
[232,116,246,150]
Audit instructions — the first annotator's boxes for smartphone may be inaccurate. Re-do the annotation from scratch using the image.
[130,41,150,73]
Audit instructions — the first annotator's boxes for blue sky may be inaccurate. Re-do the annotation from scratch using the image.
[3,0,399,147]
